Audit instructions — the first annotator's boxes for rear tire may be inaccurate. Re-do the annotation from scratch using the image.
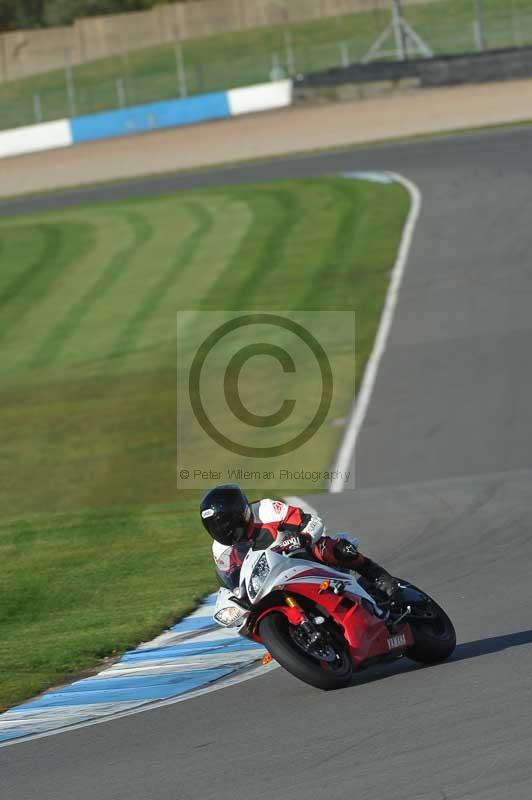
[259,612,352,690]
[405,586,456,664]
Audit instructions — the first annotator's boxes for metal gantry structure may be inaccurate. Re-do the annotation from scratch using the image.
[362,0,433,63]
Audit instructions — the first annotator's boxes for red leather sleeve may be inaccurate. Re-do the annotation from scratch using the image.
[282,505,306,530]
[312,536,339,565]
[313,537,367,570]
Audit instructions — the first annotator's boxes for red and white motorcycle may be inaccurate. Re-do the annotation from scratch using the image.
[214,538,456,690]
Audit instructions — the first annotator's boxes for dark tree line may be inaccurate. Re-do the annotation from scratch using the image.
[0,0,190,30]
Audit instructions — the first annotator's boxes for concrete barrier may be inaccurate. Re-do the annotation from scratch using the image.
[70,92,230,144]
[0,79,293,160]
[227,80,292,116]
[0,119,72,159]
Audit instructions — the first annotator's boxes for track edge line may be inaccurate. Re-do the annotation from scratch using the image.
[329,171,422,493]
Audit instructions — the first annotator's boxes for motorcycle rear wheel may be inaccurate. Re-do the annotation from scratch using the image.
[404,585,456,664]
[259,612,352,690]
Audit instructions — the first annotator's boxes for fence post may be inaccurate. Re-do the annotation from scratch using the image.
[33,93,43,123]
[270,52,285,81]
[340,41,350,68]
[174,41,188,98]
[0,33,7,82]
[121,48,134,103]
[64,49,77,117]
[510,0,522,47]
[472,0,486,51]
[284,29,296,75]
[116,77,126,108]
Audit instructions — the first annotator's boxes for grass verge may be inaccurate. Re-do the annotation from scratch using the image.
[0,176,408,709]
[0,502,213,711]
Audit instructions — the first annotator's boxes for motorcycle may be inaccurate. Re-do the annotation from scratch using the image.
[213,539,456,690]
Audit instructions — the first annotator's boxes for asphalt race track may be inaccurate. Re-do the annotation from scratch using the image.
[2,126,532,799]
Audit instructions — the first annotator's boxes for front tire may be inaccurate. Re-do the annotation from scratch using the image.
[258,612,352,690]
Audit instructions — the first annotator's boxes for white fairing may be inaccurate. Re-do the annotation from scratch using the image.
[212,540,231,569]
[213,539,379,628]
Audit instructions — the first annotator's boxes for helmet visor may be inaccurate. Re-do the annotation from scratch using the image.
[202,508,249,546]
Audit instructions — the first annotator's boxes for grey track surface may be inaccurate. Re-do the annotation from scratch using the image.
[2,126,532,799]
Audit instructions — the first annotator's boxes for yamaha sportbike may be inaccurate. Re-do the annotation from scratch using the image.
[213,541,456,689]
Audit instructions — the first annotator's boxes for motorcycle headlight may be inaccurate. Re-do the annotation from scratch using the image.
[214,606,246,627]
[248,553,270,600]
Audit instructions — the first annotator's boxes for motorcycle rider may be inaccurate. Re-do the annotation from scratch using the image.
[200,484,398,600]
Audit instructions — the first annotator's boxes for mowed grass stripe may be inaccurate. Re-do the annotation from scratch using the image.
[0,222,94,345]
[30,211,153,369]
[1,212,136,380]
[66,200,201,375]
[300,179,369,309]
[172,196,254,312]
[63,197,249,376]
[108,201,213,364]
[199,188,295,311]
[108,196,253,375]
[264,180,365,309]
[159,197,254,358]
[199,181,365,314]
[233,188,300,309]
[0,227,46,307]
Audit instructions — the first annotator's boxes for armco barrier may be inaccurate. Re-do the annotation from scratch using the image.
[0,79,292,160]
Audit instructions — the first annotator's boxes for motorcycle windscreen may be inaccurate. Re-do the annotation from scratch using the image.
[214,541,252,590]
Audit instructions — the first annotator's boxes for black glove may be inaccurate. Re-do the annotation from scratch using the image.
[333,539,359,562]
[374,573,400,598]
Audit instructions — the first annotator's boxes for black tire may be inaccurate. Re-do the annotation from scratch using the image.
[404,584,456,664]
[258,611,352,690]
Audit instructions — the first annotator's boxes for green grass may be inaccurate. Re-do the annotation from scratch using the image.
[0,502,215,711]
[2,0,532,130]
[0,176,408,710]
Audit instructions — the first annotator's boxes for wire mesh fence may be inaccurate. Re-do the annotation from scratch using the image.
[2,0,532,132]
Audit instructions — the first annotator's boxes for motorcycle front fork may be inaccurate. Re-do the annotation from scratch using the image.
[285,595,324,644]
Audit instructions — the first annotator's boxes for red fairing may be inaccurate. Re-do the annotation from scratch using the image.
[253,603,305,633]
[252,576,414,667]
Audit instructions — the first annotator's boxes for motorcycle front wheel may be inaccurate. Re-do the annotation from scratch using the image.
[258,612,352,690]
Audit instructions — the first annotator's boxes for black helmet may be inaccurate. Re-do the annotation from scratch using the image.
[199,484,251,547]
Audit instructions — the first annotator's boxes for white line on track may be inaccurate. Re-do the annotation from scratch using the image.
[329,172,422,493]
